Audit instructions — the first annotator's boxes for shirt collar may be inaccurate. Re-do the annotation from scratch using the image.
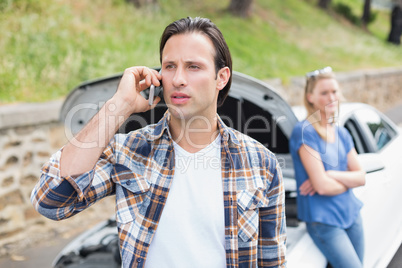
[217,114,241,147]
[147,110,171,141]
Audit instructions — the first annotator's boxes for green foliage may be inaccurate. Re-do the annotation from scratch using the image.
[333,2,377,26]
[0,0,401,103]
[334,3,361,24]
[369,11,378,25]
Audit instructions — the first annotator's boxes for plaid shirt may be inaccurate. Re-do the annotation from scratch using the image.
[31,112,286,267]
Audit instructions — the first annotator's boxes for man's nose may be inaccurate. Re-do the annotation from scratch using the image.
[172,67,187,88]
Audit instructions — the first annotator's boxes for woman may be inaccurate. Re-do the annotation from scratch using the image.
[289,67,366,268]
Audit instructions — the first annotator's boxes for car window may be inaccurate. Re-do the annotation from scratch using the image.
[344,118,369,154]
[354,108,396,151]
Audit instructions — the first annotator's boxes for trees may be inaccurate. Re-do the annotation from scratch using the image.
[126,0,157,8]
[387,0,402,44]
[228,0,253,17]
[361,0,372,29]
[318,0,332,10]
[318,0,373,29]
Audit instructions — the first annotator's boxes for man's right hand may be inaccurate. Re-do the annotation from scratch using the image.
[112,66,162,117]
[60,66,162,177]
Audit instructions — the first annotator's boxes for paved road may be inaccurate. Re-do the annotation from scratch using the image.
[0,235,73,268]
[389,244,402,268]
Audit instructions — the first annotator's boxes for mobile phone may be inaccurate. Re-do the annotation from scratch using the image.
[148,69,163,106]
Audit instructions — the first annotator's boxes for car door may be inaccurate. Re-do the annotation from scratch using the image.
[343,106,402,268]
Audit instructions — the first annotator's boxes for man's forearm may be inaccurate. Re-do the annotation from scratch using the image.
[60,98,131,177]
[59,67,161,177]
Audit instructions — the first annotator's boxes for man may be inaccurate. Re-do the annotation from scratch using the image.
[31,17,286,267]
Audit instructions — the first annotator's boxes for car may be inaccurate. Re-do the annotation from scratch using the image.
[53,70,402,268]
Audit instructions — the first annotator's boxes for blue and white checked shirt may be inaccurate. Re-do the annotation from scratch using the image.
[31,111,286,267]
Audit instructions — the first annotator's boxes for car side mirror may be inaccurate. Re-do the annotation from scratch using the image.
[357,153,385,174]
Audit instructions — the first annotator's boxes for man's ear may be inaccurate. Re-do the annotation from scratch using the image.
[216,67,230,91]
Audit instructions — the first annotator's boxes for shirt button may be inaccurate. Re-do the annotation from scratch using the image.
[253,199,259,205]
[126,180,131,186]
[137,258,142,263]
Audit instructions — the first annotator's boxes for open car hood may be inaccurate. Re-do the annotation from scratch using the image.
[55,70,299,267]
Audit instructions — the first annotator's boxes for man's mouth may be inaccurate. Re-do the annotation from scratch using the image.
[171,93,190,104]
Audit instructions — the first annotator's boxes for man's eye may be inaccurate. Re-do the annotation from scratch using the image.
[189,65,199,69]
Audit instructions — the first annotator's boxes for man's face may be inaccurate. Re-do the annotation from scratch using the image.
[161,32,227,122]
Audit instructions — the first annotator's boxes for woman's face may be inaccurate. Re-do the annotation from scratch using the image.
[307,78,340,115]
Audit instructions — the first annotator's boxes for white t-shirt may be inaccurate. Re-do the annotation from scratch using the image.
[145,135,226,268]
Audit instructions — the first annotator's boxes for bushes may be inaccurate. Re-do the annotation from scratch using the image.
[333,2,377,26]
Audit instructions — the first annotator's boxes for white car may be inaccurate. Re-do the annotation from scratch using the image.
[54,71,402,268]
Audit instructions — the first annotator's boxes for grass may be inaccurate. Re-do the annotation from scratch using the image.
[0,0,401,103]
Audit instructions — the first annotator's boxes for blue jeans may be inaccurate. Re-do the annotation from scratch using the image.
[306,214,364,268]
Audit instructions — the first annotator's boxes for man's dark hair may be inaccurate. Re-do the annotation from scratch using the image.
[160,17,232,107]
